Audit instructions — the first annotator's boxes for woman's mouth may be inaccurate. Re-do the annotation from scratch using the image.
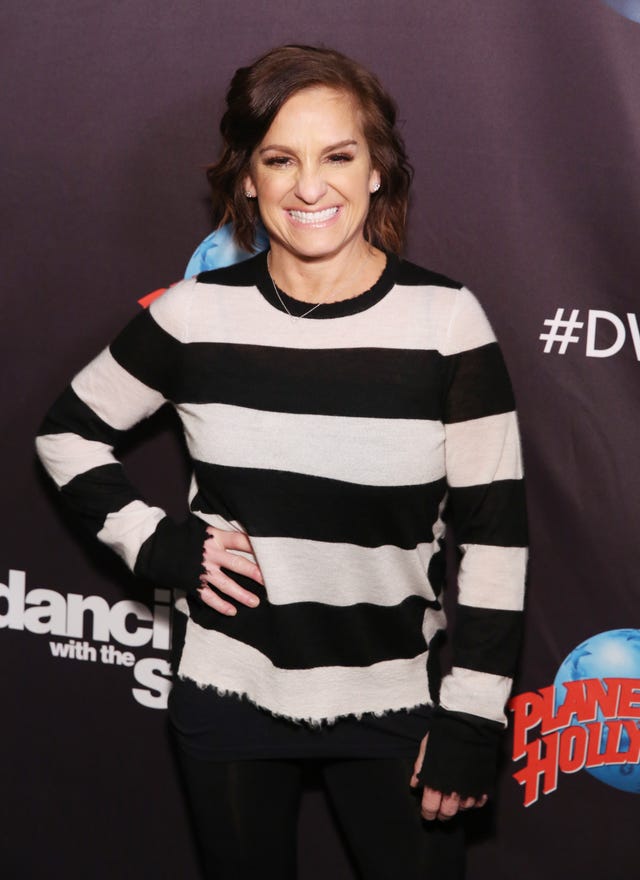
[287,207,340,226]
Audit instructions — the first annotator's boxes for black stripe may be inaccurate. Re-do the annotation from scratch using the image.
[134,515,208,594]
[38,386,126,445]
[444,343,515,424]
[110,306,450,418]
[191,463,447,549]
[395,260,461,289]
[181,344,447,418]
[188,588,436,669]
[107,297,513,424]
[453,605,524,677]
[426,629,446,703]
[110,309,182,399]
[427,538,447,598]
[448,480,527,547]
[60,464,141,533]
[197,252,263,287]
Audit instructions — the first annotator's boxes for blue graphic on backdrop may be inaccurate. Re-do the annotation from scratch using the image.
[601,0,640,23]
[184,222,269,277]
[139,222,269,309]
[554,629,640,793]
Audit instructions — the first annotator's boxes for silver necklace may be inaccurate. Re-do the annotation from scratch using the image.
[267,250,372,322]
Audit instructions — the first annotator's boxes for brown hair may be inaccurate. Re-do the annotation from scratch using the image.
[206,45,413,254]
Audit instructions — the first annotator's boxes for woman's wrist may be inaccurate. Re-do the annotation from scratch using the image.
[134,514,208,593]
[417,706,504,799]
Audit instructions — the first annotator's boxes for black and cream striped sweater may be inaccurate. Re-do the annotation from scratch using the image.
[37,252,527,730]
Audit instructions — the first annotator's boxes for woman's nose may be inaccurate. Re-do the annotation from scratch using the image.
[293,165,328,204]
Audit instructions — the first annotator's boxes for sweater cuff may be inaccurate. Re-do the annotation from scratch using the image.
[134,514,208,594]
[417,707,504,799]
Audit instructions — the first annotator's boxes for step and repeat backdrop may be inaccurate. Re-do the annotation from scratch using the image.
[3,2,639,877]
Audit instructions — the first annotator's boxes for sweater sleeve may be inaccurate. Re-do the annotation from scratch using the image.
[35,279,207,593]
[418,287,528,797]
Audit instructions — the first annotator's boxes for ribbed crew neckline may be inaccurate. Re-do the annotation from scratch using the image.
[255,250,398,319]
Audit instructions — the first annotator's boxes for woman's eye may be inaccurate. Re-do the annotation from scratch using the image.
[264,156,292,167]
[328,153,353,163]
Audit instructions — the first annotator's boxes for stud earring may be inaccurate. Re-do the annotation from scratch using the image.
[371,181,381,193]
[245,191,255,198]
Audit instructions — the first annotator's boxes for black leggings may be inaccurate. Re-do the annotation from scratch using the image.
[177,751,466,880]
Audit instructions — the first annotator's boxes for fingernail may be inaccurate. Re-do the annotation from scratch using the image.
[248,597,260,607]
[226,606,237,616]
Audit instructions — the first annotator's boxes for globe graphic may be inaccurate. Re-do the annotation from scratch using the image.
[601,1,640,25]
[554,629,640,794]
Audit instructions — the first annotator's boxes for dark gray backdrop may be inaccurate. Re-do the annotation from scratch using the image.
[3,1,640,877]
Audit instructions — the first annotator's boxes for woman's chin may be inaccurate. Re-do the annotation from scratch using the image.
[268,229,361,263]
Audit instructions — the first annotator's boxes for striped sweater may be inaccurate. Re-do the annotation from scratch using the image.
[37,252,527,729]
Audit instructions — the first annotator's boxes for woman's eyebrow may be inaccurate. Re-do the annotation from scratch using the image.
[258,139,358,155]
[321,139,358,153]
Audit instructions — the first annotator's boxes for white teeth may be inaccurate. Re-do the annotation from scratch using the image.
[288,207,339,224]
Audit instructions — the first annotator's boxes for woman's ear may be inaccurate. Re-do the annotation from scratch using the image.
[243,175,256,199]
[369,169,381,194]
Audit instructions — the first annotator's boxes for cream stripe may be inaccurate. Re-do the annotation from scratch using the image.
[151,278,493,353]
[185,508,247,534]
[440,287,497,355]
[422,602,448,646]
[72,348,165,431]
[250,537,442,606]
[440,667,512,725]
[179,621,432,723]
[179,403,445,487]
[445,411,523,487]
[97,501,167,569]
[35,433,116,488]
[458,545,527,610]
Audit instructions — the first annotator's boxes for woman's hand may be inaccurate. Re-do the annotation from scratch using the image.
[198,526,264,615]
[409,734,488,821]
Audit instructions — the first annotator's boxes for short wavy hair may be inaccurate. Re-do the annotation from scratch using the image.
[207,45,413,254]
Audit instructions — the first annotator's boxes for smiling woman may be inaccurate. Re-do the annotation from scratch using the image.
[245,87,381,276]
[36,44,527,880]
[207,45,411,270]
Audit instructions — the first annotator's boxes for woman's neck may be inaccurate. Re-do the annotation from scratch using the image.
[267,240,386,304]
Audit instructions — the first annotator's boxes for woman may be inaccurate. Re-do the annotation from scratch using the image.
[37,45,527,879]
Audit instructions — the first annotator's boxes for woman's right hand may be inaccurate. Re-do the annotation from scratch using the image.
[198,526,264,615]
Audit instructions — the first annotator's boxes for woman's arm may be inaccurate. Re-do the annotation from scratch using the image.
[36,280,262,607]
[416,287,528,810]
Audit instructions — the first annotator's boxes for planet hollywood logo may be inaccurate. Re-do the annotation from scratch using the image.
[508,629,640,806]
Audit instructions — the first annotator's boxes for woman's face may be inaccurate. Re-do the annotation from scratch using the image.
[244,86,380,262]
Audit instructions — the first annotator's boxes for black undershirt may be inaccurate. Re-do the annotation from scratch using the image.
[169,611,433,761]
